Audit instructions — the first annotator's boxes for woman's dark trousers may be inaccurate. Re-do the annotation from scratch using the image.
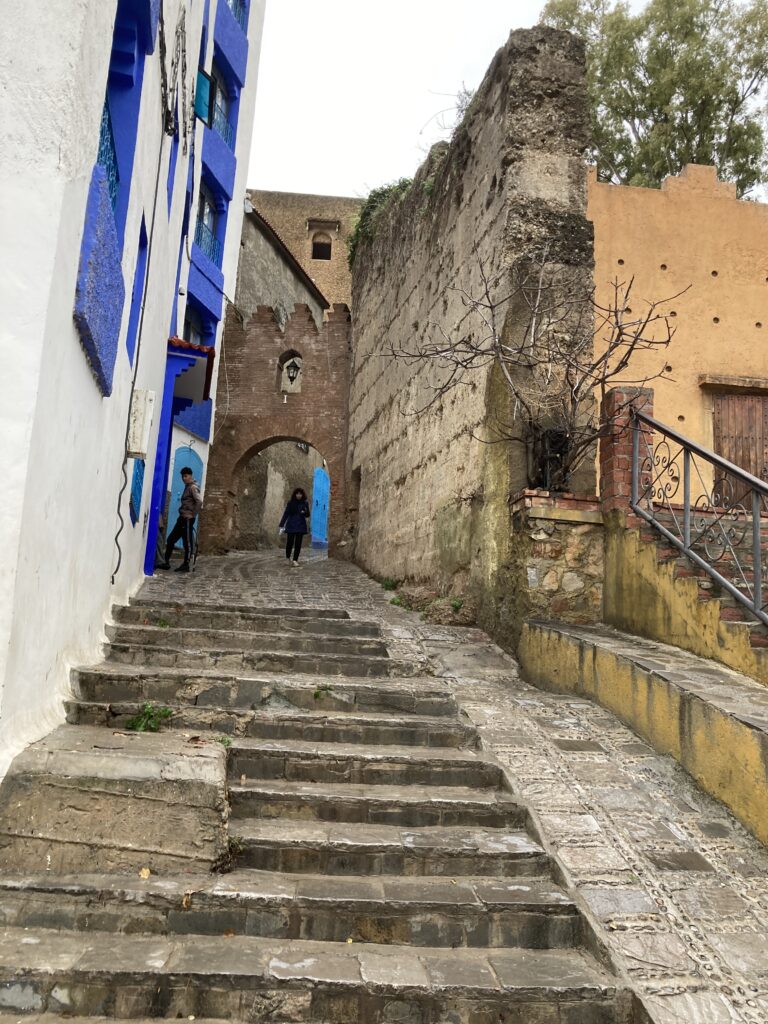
[286,533,304,561]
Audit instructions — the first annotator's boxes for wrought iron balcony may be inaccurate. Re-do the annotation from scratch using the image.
[631,409,768,627]
[226,0,248,31]
[194,218,223,268]
[212,102,234,149]
[97,99,119,210]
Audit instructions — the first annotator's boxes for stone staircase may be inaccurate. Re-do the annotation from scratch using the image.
[641,511,768,649]
[0,595,636,1022]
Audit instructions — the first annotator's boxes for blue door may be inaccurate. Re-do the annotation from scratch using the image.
[168,447,204,547]
[311,467,330,547]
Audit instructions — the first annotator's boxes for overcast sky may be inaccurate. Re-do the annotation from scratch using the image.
[247,0,549,198]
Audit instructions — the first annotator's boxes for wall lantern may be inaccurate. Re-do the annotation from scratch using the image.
[285,359,301,384]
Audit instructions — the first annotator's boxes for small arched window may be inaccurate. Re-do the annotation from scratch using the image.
[312,231,332,261]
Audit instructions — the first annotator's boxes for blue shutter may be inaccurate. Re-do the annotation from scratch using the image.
[194,70,214,126]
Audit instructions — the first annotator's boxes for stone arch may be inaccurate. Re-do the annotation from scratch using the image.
[230,435,329,550]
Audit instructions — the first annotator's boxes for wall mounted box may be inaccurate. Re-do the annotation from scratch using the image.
[127,389,156,458]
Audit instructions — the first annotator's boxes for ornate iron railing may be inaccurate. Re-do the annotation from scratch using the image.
[226,0,248,30]
[194,218,223,267]
[631,409,768,626]
[212,101,234,149]
[97,99,120,210]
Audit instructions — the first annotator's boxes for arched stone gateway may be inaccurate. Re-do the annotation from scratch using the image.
[201,303,350,553]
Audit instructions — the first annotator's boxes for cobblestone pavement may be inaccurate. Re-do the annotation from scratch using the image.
[142,551,768,1024]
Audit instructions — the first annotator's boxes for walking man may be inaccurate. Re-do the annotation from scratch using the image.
[157,467,203,573]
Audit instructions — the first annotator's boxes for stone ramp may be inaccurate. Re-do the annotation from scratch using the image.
[519,619,768,847]
[0,586,636,1022]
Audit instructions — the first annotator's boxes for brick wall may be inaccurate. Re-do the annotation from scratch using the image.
[201,303,351,553]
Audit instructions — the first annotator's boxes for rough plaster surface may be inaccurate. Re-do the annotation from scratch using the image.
[349,27,592,646]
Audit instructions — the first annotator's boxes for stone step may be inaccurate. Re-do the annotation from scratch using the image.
[104,640,423,679]
[228,819,549,876]
[116,602,382,637]
[0,927,629,1022]
[72,664,458,716]
[228,738,504,788]
[67,701,477,749]
[0,871,581,950]
[130,598,353,620]
[106,622,391,658]
[229,779,525,827]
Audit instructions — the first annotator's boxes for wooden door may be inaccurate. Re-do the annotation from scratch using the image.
[712,392,768,505]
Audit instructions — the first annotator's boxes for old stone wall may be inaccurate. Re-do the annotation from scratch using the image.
[237,209,327,328]
[348,27,592,645]
[509,493,603,644]
[202,303,350,553]
[249,190,363,308]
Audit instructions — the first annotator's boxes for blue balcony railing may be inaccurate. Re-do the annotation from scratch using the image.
[194,218,223,268]
[226,0,248,31]
[97,99,119,210]
[212,102,234,149]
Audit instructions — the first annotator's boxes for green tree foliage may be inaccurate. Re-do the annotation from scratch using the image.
[541,0,768,195]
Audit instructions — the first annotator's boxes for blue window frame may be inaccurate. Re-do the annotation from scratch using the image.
[226,0,248,32]
[130,459,146,525]
[125,218,148,363]
[194,183,224,267]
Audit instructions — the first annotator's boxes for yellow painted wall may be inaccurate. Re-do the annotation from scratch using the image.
[588,164,768,451]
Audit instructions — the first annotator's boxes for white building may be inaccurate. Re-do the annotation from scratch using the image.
[0,0,265,776]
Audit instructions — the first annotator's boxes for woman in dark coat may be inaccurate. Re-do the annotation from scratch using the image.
[279,488,310,565]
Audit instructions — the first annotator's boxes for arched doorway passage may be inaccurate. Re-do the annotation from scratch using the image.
[232,439,331,550]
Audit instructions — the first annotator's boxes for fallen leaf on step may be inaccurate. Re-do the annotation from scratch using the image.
[223,929,235,937]
[182,892,192,909]
[139,867,151,880]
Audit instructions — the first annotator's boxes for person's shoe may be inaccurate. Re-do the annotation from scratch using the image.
[292,560,300,567]
[174,562,190,573]
[156,561,171,570]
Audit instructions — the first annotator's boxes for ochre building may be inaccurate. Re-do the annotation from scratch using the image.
[248,190,362,309]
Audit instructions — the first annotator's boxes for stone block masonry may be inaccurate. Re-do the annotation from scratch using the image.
[348,26,593,646]
[202,303,351,553]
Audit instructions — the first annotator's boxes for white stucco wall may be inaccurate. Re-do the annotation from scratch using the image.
[0,0,265,777]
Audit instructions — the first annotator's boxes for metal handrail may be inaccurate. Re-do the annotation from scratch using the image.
[634,410,768,498]
[631,408,768,627]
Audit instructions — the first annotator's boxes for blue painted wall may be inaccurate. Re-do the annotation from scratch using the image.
[73,165,126,396]
[174,399,213,441]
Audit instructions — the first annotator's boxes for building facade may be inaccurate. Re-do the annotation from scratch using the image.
[0,0,264,776]
[248,190,363,308]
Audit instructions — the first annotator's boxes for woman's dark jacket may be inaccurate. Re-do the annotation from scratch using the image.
[280,498,310,535]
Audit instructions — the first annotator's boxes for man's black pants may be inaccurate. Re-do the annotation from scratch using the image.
[165,516,196,565]
[285,533,304,561]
